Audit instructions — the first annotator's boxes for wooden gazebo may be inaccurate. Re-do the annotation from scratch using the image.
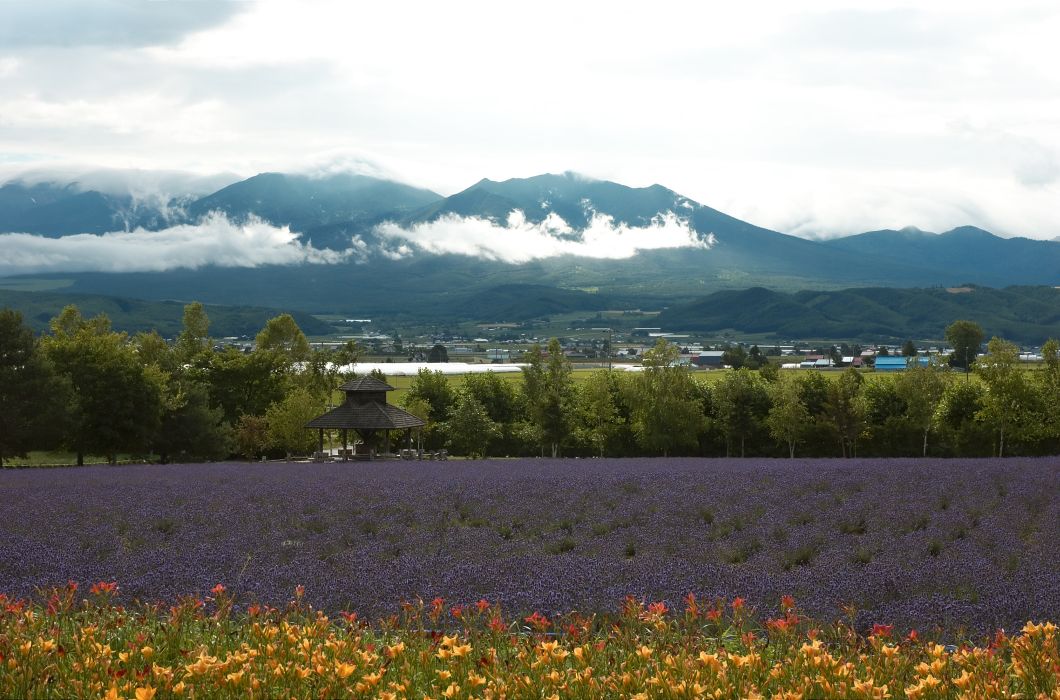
[305,376,425,459]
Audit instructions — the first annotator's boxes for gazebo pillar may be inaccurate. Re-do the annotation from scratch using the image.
[317,429,323,455]
[342,429,349,460]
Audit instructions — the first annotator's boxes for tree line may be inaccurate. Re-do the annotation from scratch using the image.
[2,305,1058,465]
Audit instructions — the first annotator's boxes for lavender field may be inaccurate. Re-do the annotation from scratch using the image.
[2,458,1058,636]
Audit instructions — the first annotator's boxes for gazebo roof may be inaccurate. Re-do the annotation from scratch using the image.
[306,401,425,430]
[337,376,395,392]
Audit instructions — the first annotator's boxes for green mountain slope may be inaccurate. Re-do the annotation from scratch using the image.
[188,172,443,248]
[823,226,1060,286]
[0,289,333,338]
[655,285,1060,343]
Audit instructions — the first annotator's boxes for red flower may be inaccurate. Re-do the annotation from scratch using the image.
[524,611,550,631]
[781,595,795,611]
[684,593,699,617]
[872,623,894,638]
[647,601,668,617]
[476,598,490,613]
[731,597,745,612]
[211,584,226,596]
[706,608,722,622]
[906,629,919,643]
[450,605,463,620]
[340,611,359,624]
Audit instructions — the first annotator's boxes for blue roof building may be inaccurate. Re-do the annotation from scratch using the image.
[875,356,931,372]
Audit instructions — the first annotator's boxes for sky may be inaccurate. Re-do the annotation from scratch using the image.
[2,0,1060,241]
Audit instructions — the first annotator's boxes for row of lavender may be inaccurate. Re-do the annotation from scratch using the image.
[2,458,1057,637]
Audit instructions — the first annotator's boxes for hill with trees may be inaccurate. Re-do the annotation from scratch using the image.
[655,285,1060,343]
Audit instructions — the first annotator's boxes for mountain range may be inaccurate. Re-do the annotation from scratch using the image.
[1,170,1059,339]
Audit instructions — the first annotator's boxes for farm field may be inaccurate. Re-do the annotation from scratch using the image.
[2,458,1057,639]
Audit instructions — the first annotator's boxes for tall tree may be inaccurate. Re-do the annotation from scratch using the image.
[573,370,625,457]
[946,320,984,372]
[152,380,232,463]
[41,306,161,465]
[175,302,211,363]
[404,368,456,423]
[765,374,810,458]
[197,348,290,425]
[265,388,320,460]
[445,389,499,458]
[896,362,950,456]
[255,314,311,363]
[521,339,574,457]
[976,337,1038,456]
[1040,339,1060,446]
[901,340,918,357]
[0,310,66,466]
[628,339,704,456]
[823,368,865,458]
[934,380,988,456]
[235,414,270,461]
[713,367,769,457]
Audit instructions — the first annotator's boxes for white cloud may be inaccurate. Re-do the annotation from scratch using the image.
[374,210,711,264]
[0,213,347,276]
[3,2,1060,239]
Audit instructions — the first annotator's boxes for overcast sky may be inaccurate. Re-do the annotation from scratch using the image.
[2,1,1060,239]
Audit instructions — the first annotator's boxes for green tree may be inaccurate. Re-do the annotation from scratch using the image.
[41,306,161,465]
[175,302,211,363]
[428,344,449,363]
[934,381,989,456]
[265,388,320,460]
[746,345,765,369]
[255,313,310,362]
[902,340,918,357]
[860,376,912,456]
[721,345,747,369]
[197,348,290,425]
[976,337,1039,456]
[462,371,518,424]
[628,339,704,456]
[1040,339,1060,445]
[823,367,865,457]
[235,414,270,461]
[896,362,950,456]
[765,375,809,458]
[404,368,456,423]
[946,320,984,372]
[521,339,573,457]
[298,341,359,411]
[445,389,499,458]
[152,380,232,463]
[134,330,178,373]
[713,367,769,457]
[758,359,779,382]
[573,370,625,457]
[0,309,66,466]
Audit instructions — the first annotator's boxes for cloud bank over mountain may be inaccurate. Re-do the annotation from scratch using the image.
[0,208,715,275]
[374,211,712,264]
[0,213,345,275]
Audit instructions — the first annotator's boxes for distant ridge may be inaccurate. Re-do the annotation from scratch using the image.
[3,170,1060,319]
[0,288,333,338]
[655,285,1060,343]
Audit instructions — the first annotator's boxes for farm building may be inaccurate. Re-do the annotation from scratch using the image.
[875,356,932,372]
[692,350,725,368]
